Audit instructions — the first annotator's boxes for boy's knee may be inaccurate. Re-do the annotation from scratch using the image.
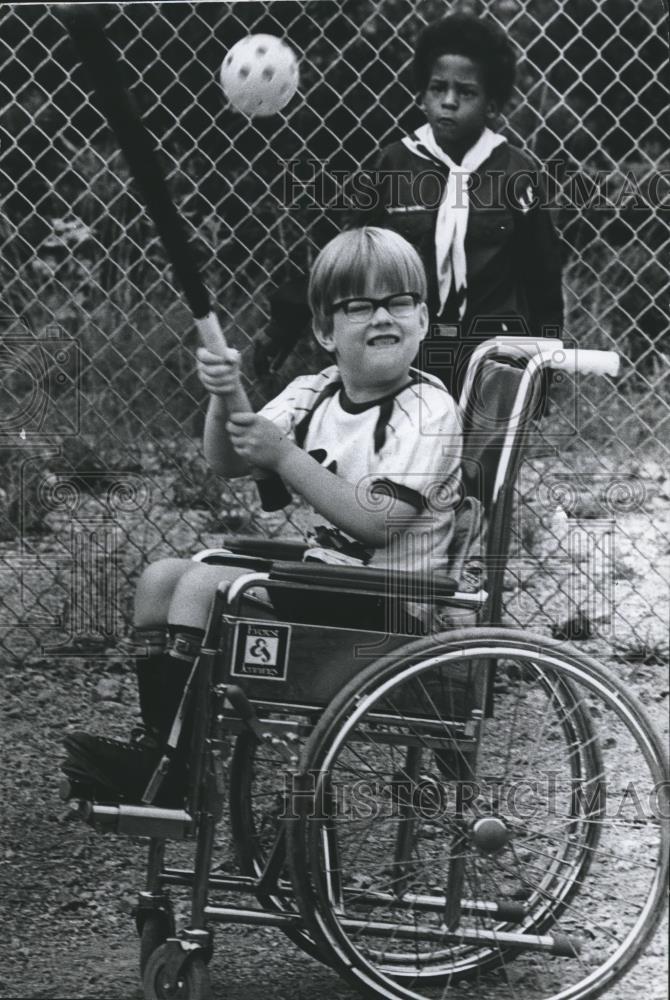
[168,565,251,629]
[170,564,234,603]
[141,557,193,585]
[134,558,193,628]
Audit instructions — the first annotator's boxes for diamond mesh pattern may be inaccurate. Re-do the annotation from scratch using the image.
[0,1,667,661]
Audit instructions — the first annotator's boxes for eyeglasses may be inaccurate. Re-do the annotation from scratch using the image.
[328,292,421,322]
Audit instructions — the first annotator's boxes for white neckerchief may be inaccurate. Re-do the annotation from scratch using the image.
[402,124,506,317]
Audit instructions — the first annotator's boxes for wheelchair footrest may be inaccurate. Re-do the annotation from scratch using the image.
[74,801,193,839]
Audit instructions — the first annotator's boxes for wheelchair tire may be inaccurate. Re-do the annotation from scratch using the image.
[139,911,174,976]
[229,729,323,962]
[287,627,669,1000]
[143,943,211,1000]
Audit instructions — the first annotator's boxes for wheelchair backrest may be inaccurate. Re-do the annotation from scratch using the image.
[455,347,546,624]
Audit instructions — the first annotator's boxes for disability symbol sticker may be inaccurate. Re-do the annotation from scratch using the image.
[231,621,291,680]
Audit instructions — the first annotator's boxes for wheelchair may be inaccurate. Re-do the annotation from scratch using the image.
[64,338,669,1000]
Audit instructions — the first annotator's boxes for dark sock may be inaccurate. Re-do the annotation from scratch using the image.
[130,628,167,740]
[135,661,165,744]
[125,625,203,803]
[131,626,204,746]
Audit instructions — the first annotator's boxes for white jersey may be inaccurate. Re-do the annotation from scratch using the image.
[260,365,462,571]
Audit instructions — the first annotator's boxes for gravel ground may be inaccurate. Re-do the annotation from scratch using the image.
[0,631,667,1000]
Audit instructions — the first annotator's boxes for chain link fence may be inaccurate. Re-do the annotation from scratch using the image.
[1,0,668,665]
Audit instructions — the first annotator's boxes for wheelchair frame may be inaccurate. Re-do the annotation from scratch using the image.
[66,339,669,1000]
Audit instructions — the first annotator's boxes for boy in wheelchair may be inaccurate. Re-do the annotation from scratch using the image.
[61,227,464,806]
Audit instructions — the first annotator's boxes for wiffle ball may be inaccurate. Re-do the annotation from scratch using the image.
[220,34,299,117]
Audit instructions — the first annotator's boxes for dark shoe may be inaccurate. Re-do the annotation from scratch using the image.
[62,732,187,807]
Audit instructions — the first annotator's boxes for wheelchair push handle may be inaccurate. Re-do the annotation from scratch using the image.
[467,337,620,381]
[545,347,620,378]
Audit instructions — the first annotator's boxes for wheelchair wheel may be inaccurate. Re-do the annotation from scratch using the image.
[143,943,211,1000]
[229,728,322,961]
[287,627,669,1000]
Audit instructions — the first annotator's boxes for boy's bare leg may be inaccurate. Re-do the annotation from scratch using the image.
[133,558,195,629]
[133,558,254,631]
[165,562,251,632]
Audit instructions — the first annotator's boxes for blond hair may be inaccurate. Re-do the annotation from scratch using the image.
[308,227,427,333]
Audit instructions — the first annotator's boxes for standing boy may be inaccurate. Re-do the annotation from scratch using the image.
[364,13,563,392]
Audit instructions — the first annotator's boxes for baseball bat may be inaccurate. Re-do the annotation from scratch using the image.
[58,4,291,512]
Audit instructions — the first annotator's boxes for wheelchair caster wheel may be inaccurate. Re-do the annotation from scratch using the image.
[143,943,211,1000]
[139,915,213,975]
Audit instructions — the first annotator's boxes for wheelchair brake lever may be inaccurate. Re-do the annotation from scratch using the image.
[224,685,265,742]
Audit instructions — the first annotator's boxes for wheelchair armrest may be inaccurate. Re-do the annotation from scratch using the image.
[193,550,274,570]
[268,561,458,599]
[221,535,309,561]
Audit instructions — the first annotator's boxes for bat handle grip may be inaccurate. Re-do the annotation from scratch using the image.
[195,313,292,513]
